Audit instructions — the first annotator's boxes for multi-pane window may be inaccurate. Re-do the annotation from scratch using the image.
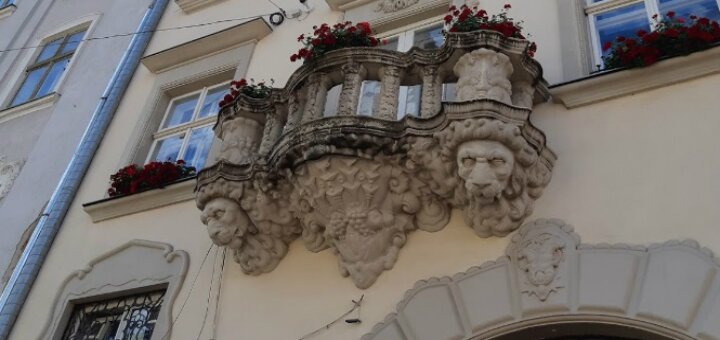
[61,289,165,340]
[10,28,87,107]
[148,83,226,170]
[586,0,720,67]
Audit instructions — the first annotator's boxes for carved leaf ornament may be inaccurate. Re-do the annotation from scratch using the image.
[196,31,555,288]
[374,0,420,13]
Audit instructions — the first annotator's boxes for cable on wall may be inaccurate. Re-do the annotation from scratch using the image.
[297,295,365,340]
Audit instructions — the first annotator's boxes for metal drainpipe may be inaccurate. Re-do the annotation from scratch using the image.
[0,0,169,337]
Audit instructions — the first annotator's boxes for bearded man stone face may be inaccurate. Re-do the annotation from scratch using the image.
[456,140,515,204]
[200,197,250,249]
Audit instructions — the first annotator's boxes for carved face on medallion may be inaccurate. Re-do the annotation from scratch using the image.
[457,140,514,205]
[200,197,250,249]
[517,233,565,287]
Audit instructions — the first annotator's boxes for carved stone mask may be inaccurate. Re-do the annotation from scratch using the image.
[517,233,565,286]
[456,140,514,204]
[200,197,250,249]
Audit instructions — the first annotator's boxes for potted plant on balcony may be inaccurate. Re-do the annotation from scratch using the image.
[219,78,274,108]
[290,21,387,63]
[443,4,537,57]
[602,12,720,69]
[107,160,196,197]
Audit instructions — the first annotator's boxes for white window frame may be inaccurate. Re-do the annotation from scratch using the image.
[585,0,720,67]
[146,82,227,165]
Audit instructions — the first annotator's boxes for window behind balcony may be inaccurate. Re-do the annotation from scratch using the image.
[147,82,226,170]
[586,0,720,68]
[10,28,87,107]
[0,0,14,7]
[60,289,166,340]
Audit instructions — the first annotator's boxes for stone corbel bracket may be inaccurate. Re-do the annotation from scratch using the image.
[196,31,557,288]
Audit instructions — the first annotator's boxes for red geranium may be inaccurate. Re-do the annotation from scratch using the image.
[291,21,386,63]
[444,4,537,57]
[107,160,196,197]
[218,78,274,108]
[603,12,720,69]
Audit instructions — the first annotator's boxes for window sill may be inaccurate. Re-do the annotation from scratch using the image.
[174,0,226,13]
[0,4,16,20]
[550,46,720,108]
[82,177,195,222]
[0,93,59,124]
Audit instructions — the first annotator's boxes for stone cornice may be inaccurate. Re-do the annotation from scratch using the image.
[551,45,720,108]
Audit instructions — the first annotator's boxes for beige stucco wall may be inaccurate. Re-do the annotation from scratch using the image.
[8,0,720,339]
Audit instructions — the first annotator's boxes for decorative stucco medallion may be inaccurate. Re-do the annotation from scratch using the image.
[0,157,24,200]
[374,0,420,13]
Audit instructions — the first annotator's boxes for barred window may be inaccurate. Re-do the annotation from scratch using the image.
[61,289,166,340]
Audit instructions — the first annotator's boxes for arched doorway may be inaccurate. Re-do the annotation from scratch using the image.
[361,220,719,340]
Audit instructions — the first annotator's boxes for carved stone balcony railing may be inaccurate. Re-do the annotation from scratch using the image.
[195,30,556,288]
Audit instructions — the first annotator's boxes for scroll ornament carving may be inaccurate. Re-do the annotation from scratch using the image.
[0,156,24,200]
[408,118,552,237]
[374,0,420,13]
[198,178,300,275]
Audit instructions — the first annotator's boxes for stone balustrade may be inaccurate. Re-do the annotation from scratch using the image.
[196,30,556,289]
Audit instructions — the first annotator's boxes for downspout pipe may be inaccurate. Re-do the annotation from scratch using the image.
[0,0,169,337]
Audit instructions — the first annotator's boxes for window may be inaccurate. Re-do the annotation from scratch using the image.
[349,22,455,119]
[586,0,720,67]
[0,0,14,8]
[148,83,226,170]
[10,28,87,107]
[61,289,166,340]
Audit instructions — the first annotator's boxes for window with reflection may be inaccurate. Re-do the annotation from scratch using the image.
[352,22,456,119]
[61,289,165,340]
[586,0,720,67]
[148,83,226,170]
[10,27,87,107]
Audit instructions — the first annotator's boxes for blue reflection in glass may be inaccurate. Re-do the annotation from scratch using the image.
[595,2,650,56]
[659,0,720,21]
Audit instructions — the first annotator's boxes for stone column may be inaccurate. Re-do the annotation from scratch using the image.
[258,109,283,155]
[283,93,302,133]
[302,72,331,123]
[420,65,442,118]
[377,66,401,120]
[338,63,366,116]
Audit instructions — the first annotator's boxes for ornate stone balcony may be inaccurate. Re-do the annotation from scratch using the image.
[195,30,556,288]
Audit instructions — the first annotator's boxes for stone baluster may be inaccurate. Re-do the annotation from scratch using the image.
[302,72,331,123]
[258,109,283,155]
[284,92,302,133]
[338,63,366,116]
[420,65,442,118]
[377,66,401,120]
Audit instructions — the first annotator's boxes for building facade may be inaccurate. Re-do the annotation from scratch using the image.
[5,0,720,339]
[0,0,152,290]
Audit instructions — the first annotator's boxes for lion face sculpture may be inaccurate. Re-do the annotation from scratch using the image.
[431,118,552,237]
[456,140,515,205]
[200,197,250,249]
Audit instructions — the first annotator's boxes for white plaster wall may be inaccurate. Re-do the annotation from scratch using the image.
[0,0,151,283]
[8,1,720,339]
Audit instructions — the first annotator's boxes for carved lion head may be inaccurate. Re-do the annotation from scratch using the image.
[437,118,551,237]
[200,197,253,249]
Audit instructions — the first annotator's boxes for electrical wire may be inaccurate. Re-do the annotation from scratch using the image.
[265,0,286,13]
[195,245,220,340]
[0,13,276,54]
[160,243,214,340]
[297,295,365,340]
[210,248,227,340]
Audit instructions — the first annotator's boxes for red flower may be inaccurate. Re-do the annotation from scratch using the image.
[602,41,613,51]
[444,14,453,23]
[223,94,233,102]
[297,34,305,42]
[238,78,247,87]
[636,29,647,37]
[356,22,371,34]
[503,4,511,9]
[290,54,298,62]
